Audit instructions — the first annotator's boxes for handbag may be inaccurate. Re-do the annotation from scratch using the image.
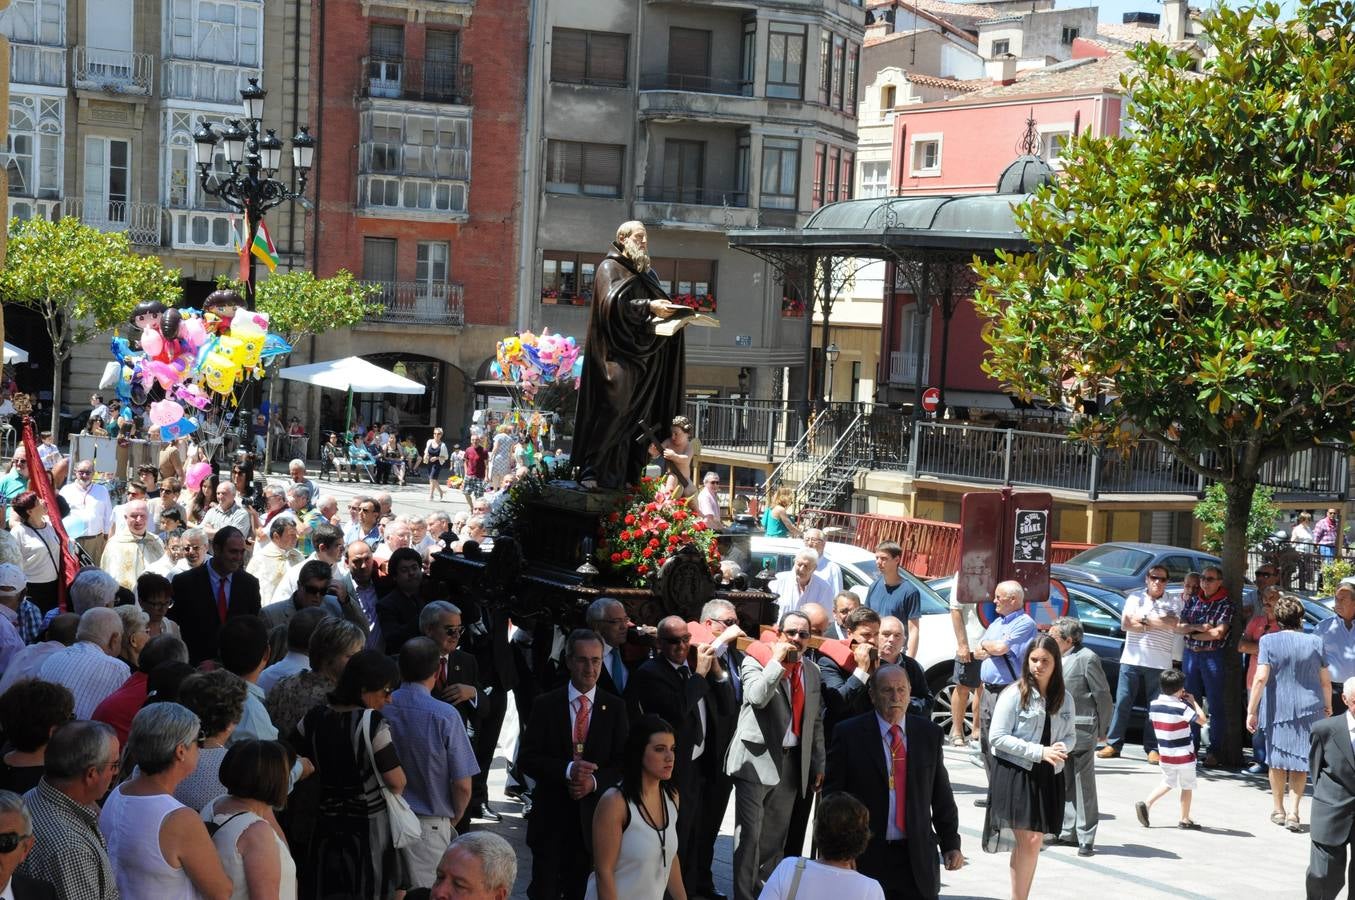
[358,709,423,850]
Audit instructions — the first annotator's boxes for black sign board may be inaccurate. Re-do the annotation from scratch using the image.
[1012,509,1049,564]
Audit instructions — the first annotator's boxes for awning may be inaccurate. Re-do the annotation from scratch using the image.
[3,342,28,364]
[278,356,426,394]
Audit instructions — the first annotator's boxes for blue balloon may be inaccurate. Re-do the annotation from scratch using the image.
[160,418,199,441]
[571,356,584,379]
[260,334,292,360]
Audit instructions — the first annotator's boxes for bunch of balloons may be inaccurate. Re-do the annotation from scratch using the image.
[490,329,583,403]
[106,290,292,441]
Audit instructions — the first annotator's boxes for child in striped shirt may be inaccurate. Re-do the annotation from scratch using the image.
[1135,668,1208,829]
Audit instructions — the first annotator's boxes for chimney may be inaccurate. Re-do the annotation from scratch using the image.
[986,53,1018,85]
[866,18,890,41]
[1161,0,1187,40]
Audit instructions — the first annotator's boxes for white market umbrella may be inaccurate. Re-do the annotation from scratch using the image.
[3,342,28,364]
[278,356,425,434]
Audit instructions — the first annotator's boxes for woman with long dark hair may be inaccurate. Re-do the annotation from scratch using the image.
[10,491,62,612]
[982,633,1076,900]
[586,714,685,900]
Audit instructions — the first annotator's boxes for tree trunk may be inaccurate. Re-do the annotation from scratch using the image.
[49,353,65,437]
[1217,477,1257,768]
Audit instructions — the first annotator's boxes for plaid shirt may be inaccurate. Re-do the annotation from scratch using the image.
[1180,591,1234,651]
[19,778,120,900]
[18,598,42,644]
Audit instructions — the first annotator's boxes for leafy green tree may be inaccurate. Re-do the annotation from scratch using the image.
[973,0,1355,763]
[1193,484,1281,554]
[1,217,181,433]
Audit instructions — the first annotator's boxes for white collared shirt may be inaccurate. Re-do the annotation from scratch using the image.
[1345,710,1355,754]
[782,663,804,748]
[668,659,707,760]
[565,683,598,780]
[878,713,908,841]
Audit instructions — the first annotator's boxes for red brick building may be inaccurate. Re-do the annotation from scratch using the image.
[297,0,527,441]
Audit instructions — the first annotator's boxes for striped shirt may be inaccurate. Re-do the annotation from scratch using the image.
[1148,693,1198,766]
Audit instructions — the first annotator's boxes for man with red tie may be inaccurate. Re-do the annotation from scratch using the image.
[725,611,825,900]
[824,665,963,900]
[168,526,261,664]
[519,628,629,900]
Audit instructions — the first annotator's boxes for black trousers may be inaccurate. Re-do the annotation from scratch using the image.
[1308,820,1355,900]
[862,839,928,900]
[782,781,814,857]
[694,766,735,895]
[469,686,510,813]
[527,812,589,900]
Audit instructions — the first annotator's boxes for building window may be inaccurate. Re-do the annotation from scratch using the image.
[812,142,825,208]
[660,139,705,203]
[740,19,757,92]
[544,140,623,197]
[164,110,230,208]
[840,150,854,202]
[766,22,805,100]
[826,145,840,203]
[652,258,717,313]
[1061,26,1079,45]
[909,135,941,176]
[416,241,449,288]
[550,28,628,86]
[1,96,61,199]
[166,0,261,66]
[760,137,799,210]
[846,43,859,114]
[1,0,65,45]
[362,237,397,282]
[83,136,130,224]
[832,34,846,110]
[541,250,596,305]
[880,84,896,118]
[860,160,889,198]
[818,33,831,105]
[1042,130,1073,163]
[367,24,405,96]
[357,109,471,215]
[991,38,1010,56]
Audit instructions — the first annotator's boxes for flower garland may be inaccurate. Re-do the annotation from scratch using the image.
[598,477,719,585]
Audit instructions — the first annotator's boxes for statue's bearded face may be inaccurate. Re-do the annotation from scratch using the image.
[621,229,650,271]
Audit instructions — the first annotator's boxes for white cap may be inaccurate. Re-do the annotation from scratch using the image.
[0,563,26,595]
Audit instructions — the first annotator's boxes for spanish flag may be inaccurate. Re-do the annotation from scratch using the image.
[235,215,281,278]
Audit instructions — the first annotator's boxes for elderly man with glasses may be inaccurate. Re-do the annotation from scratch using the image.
[1174,564,1235,767]
[60,461,114,565]
[696,471,724,530]
[1099,564,1183,763]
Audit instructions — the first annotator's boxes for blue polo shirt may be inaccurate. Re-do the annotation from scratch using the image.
[978,609,1037,686]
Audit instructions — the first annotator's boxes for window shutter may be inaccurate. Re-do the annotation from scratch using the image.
[370,25,404,60]
[546,141,583,187]
[668,28,711,80]
[588,32,628,85]
[582,143,623,195]
[551,29,587,82]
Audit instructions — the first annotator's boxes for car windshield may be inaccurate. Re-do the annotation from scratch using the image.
[1064,545,1154,577]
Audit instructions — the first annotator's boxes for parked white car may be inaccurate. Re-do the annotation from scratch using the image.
[737,536,960,722]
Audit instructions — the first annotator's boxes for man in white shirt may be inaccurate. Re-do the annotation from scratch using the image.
[201,482,254,546]
[38,607,128,718]
[802,528,843,595]
[949,581,987,746]
[1316,578,1355,714]
[696,472,724,530]
[772,548,834,617]
[1098,564,1181,762]
[99,500,166,590]
[60,460,113,565]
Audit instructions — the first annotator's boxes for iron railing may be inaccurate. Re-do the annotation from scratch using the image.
[684,398,810,461]
[639,72,753,95]
[64,197,162,246]
[362,56,472,104]
[637,186,749,208]
[73,46,154,94]
[362,281,465,327]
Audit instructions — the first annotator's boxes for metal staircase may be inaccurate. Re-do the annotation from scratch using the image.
[793,411,867,526]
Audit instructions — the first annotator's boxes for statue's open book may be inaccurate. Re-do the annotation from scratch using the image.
[651,307,720,336]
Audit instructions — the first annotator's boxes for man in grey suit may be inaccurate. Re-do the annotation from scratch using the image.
[725,610,825,900]
[1308,675,1355,899]
[1051,616,1112,856]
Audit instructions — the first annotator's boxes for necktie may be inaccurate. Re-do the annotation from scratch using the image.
[678,665,690,682]
[435,656,448,692]
[610,647,626,692]
[786,662,804,738]
[573,694,590,760]
[889,724,907,833]
[216,574,229,623]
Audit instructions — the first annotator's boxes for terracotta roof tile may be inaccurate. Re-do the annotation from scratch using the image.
[905,71,985,91]
[952,53,1139,100]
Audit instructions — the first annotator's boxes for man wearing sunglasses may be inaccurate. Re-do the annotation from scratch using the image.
[1175,565,1234,767]
[1100,564,1182,762]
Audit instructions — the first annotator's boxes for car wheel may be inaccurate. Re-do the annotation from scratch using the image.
[929,672,968,737]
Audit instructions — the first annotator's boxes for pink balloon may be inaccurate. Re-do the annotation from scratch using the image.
[178,317,208,350]
[141,330,164,358]
[148,399,184,428]
[185,461,214,491]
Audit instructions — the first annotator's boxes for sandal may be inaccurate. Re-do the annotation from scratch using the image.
[1271,811,1288,826]
[1286,815,1301,832]
[949,735,968,747]
[1178,820,1202,830]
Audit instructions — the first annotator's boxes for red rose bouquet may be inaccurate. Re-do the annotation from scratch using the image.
[597,476,719,586]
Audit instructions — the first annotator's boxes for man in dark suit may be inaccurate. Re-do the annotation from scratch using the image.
[691,599,744,900]
[585,597,641,697]
[465,598,516,824]
[819,607,931,742]
[726,610,825,900]
[625,614,733,896]
[824,664,963,900]
[167,526,260,664]
[1051,616,1112,856]
[1308,676,1355,899]
[377,548,427,654]
[520,628,628,900]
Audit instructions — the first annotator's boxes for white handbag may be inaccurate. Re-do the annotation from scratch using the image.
[358,708,423,849]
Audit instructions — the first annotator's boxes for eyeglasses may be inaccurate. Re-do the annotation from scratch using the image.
[382,687,395,697]
[661,635,691,644]
[710,617,739,628]
[1256,570,1277,578]
[302,583,328,596]
[598,617,628,627]
[0,832,31,854]
[1146,575,1168,583]
[444,625,464,637]
[782,629,810,638]
[1201,576,1221,583]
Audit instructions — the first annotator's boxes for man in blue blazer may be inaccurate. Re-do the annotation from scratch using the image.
[824,665,963,900]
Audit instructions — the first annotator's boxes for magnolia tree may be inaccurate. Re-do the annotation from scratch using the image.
[1,217,181,433]
[973,0,1355,763]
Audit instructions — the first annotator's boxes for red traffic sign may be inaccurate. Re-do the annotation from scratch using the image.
[921,387,941,412]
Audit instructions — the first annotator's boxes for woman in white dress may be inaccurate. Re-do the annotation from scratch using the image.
[202,739,298,900]
[586,714,686,900]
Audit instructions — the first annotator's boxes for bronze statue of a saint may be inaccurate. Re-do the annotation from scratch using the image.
[572,222,684,490]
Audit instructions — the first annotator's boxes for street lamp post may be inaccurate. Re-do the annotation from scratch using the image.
[824,342,840,406]
[192,77,317,310]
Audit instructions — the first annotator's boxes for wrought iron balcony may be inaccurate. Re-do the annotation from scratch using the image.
[362,281,465,327]
[637,185,749,207]
[64,197,162,246]
[362,56,473,105]
[74,46,154,95]
[639,72,753,96]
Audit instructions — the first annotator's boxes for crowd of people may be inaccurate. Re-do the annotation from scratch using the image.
[0,427,1354,899]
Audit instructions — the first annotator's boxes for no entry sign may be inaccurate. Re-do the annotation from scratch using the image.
[921,387,941,412]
